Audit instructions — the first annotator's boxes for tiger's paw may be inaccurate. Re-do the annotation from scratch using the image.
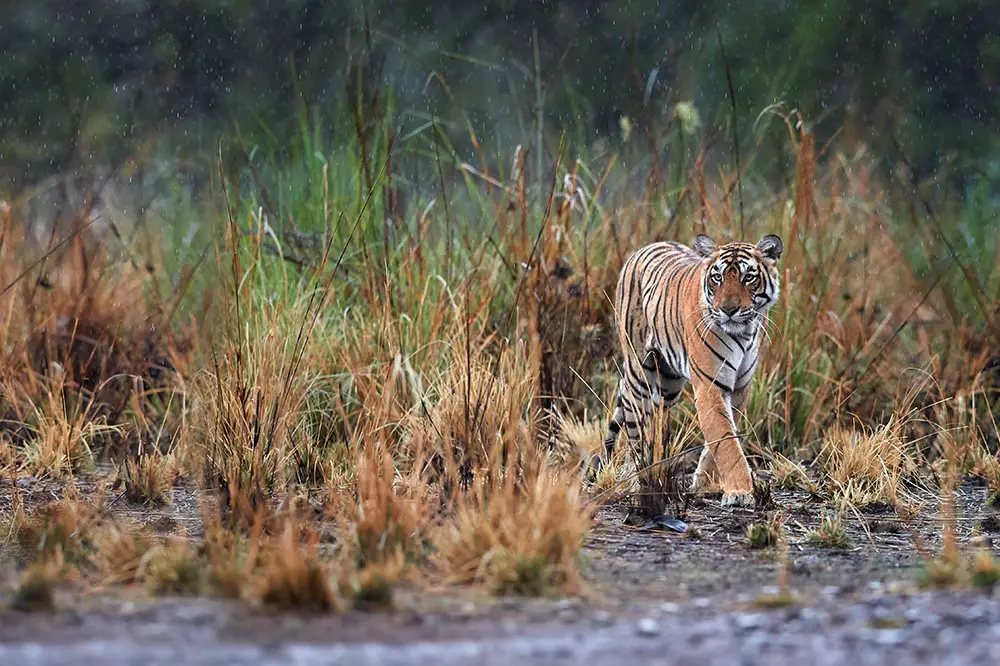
[720,491,753,507]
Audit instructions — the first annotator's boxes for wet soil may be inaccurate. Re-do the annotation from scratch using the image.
[2,471,1000,664]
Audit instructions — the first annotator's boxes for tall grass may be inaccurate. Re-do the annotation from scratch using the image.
[1,80,997,603]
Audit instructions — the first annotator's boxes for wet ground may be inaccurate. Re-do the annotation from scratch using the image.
[2,473,1000,664]
[3,584,1000,665]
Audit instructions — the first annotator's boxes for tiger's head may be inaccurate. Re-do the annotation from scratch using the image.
[693,233,783,337]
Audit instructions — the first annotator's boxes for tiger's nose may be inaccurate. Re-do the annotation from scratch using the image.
[719,304,739,317]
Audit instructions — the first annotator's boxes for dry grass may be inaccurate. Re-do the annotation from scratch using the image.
[0,101,996,612]
[15,494,103,567]
[257,519,339,612]
[917,548,1000,591]
[89,522,155,585]
[820,416,922,511]
[433,463,592,595]
[347,564,397,612]
[767,452,813,492]
[139,537,203,596]
[9,553,64,612]
[117,452,175,505]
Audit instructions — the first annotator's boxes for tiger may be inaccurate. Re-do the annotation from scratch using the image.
[597,233,783,507]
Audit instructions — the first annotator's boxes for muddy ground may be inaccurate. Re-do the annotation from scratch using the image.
[2,471,1000,665]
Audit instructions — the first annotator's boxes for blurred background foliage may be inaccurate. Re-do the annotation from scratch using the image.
[2,0,999,191]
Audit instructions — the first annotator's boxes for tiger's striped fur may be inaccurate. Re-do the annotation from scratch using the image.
[602,233,783,506]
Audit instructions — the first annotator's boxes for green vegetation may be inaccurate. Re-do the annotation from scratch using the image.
[1,3,999,613]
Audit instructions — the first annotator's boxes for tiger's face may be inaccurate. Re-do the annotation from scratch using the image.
[693,234,783,337]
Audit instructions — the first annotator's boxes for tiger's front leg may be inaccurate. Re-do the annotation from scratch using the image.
[689,378,753,506]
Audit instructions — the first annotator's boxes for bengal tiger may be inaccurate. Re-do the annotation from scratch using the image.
[599,233,783,507]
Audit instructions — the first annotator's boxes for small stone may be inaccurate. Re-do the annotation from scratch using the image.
[16,477,34,489]
[660,602,681,614]
[821,586,840,597]
[970,535,994,549]
[553,598,578,612]
[636,617,660,636]
[592,610,614,626]
[873,629,905,646]
[759,586,780,597]
[693,597,712,608]
[734,613,765,630]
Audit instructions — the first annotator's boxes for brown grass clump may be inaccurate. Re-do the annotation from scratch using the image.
[139,537,203,596]
[970,447,1000,494]
[626,408,699,522]
[433,463,592,596]
[198,507,261,599]
[14,374,119,478]
[89,522,155,585]
[404,345,535,485]
[9,553,64,612]
[257,519,339,613]
[969,550,1000,590]
[347,564,397,612]
[551,408,604,468]
[344,442,431,569]
[117,452,175,505]
[820,417,920,510]
[768,452,812,492]
[555,408,632,503]
[15,494,102,566]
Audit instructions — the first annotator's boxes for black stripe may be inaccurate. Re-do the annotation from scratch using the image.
[642,350,685,382]
[696,328,739,370]
[625,372,652,399]
[723,327,747,353]
[710,328,737,353]
[692,361,735,394]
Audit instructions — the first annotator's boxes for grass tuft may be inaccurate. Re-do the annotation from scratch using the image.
[808,514,853,549]
[746,514,784,550]
[349,565,397,612]
[90,522,154,585]
[258,520,338,613]
[9,551,66,612]
[117,452,175,505]
[140,538,203,596]
[969,550,1000,590]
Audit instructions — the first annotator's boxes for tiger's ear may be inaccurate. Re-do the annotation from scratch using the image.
[693,234,718,258]
[756,234,783,261]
